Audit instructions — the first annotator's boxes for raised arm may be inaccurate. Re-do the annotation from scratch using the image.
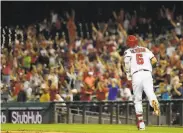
[118,23,127,38]
[112,11,118,21]
[124,51,132,81]
[66,11,70,20]
[102,23,108,35]
[151,57,158,67]
[173,83,182,96]
[146,48,158,67]
[71,9,75,20]
[91,23,98,33]
[137,36,146,47]
[124,56,132,81]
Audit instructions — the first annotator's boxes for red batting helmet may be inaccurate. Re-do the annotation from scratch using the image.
[126,35,138,48]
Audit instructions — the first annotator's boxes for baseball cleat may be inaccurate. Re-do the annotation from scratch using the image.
[152,100,160,116]
[138,122,145,130]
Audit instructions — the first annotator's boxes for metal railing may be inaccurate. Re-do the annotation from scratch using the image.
[54,99,183,126]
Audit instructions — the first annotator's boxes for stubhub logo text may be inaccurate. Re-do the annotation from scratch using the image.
[11,111,42,124]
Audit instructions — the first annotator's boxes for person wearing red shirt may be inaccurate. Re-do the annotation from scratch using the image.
[80,71,96,101]
[13,79,22,97]
[96,78,109,101]
[66,10,77,44]
[80,86,93,101]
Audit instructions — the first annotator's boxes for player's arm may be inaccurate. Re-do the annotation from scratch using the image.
[146,48,157,68]
[151,56,157,68]
[124,55,132,81]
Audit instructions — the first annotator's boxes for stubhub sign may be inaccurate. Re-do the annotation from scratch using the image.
[0,112,7,124]
[11,111,42,124]
[1,103,54,124]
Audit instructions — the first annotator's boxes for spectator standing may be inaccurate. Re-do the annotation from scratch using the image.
[51,10,58,25]
[17,83,27,102]
[48,67,59,89]
[1,84,10,102]
[123,13,130,32]
[108,78,119,101]
[40,83,50,102]
[120,85,132,101]
[171,82,183,99]
[2,61,11,85]
[66,9,77,44]
[23,75,32,101]
[80,71,95,101]
[22,51,31,72]
[96,78,109,101]
[156,82,171,100]
[48,80,58,101]
[166,42,175,57]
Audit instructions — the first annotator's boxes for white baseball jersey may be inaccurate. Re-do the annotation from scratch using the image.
[124,46,154,76]
[124,46,159,116]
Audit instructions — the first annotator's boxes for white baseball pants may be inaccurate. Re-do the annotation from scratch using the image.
[132,71,159,114]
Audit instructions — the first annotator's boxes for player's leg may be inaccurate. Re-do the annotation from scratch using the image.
[142,72,160,116]
[132,75,145,130]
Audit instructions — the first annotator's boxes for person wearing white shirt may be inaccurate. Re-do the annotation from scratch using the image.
[120,87,132,101]
[123,19,130,31]
[51,11,58,24]
[166,42,175,57]
[40,48,48,57]
[48,68,58,89]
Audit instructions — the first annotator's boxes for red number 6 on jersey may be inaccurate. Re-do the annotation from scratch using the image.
[136,54,144,65]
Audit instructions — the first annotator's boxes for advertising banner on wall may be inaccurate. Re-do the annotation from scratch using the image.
[0,102,54,124]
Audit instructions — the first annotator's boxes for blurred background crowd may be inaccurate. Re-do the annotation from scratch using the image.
[1,2,183,103]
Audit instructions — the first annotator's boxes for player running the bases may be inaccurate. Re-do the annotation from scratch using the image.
[124,35,160,130]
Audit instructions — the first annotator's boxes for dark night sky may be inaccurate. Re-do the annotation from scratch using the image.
[1,1,183,26]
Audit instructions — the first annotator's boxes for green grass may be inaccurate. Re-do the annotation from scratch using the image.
[1,124,183,133]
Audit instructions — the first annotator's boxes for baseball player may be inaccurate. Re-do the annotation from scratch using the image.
[123,35,160,130]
